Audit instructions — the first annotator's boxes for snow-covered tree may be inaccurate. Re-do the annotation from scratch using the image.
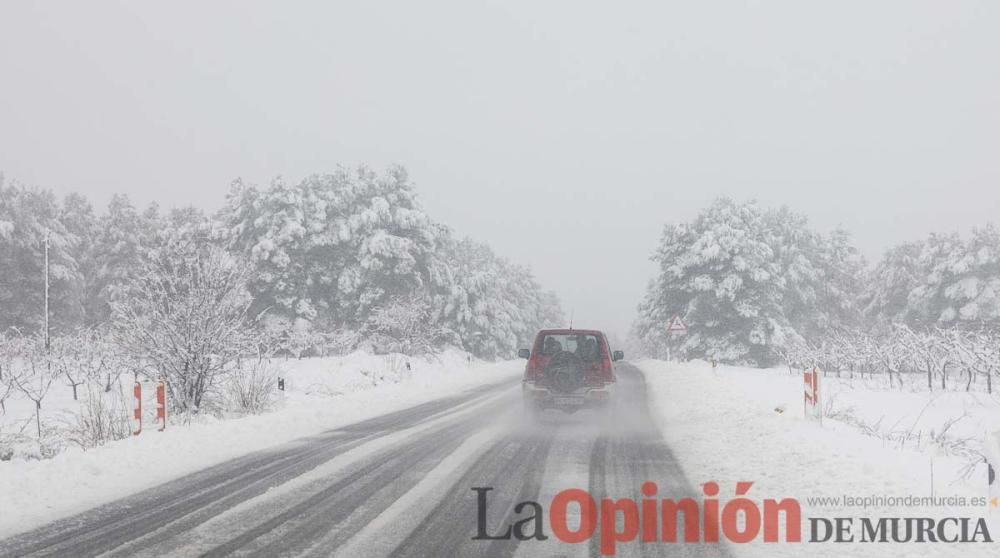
[217,165,561,358]
[111,244,257,414]
[1,167,562,363]
[811,227,867,333]
[0,333,19,415]
[917,226,1000,324]
[959,328,1000,393]
[154,206,216,255]
[862,241,925,324]
[50,329,113,401]
[219,166,446,335]
[60,193,101,327]
[6,331,56,438]
[865,226,1000,327]
[91,194,148,323]
[0,182,82,334]
[219,176,318,330]
[308,166,442,329]
[434,236,563,359]
[634,198,863,366]
[636,199,790,365]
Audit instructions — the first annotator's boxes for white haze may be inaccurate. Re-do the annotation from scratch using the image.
[1,1,998,338]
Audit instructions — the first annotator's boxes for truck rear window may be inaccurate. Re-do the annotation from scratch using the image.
[537,333,603,360]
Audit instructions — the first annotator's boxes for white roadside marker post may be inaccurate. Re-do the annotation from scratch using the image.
[817,370,823,427]
[986,430,1000,514]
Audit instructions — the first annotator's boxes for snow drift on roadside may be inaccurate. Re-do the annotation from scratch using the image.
[637,359,1000,558]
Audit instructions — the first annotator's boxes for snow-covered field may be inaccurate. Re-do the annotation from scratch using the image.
[638,359,1000,557]
[0,350,521,538]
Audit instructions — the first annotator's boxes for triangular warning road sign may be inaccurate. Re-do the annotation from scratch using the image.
[666,316,687,332]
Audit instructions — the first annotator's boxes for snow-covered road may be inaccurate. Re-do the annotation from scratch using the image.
[0,365,726,558]
[5,359,999,557]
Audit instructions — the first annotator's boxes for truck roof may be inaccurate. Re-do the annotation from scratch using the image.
[536,328,604,336]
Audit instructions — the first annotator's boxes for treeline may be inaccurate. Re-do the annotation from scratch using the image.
[0,166,562,360]
[633,198,1000,371]
[779,325,999,393]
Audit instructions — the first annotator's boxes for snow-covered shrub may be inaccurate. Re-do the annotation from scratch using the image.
[324,328,363,356]
[282,328,328,359]
[225,357,279,415]
[381,353,414,383]
[0,435,13,461]
[62,384,132,450]
[366,294,446,356]
[112,244,259,415]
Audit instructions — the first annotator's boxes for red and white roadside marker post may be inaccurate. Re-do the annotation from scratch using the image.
[156,381,167,432]
[132,381,168,436]
[803,367,822,426]
[132,381,142,436]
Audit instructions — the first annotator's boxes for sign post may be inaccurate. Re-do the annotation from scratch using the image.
[665,316,687,361]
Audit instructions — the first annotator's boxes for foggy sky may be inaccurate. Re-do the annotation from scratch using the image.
[2,1,998,339]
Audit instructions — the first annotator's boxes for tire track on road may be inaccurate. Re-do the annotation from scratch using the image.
[390,424,556,558]
[204,414,502,557]
[588,364,729,558]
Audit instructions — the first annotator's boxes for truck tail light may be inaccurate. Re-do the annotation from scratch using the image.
[525,353,547,382]
[587,355,615,385]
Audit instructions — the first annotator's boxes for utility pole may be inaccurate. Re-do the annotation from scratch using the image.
[44,227,50,350]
